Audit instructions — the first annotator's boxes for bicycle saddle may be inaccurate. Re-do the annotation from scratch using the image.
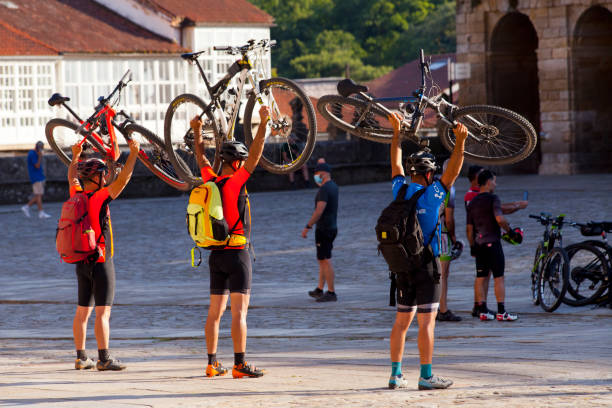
[337,79,368,98]
[48,93,70,107]
[181,51,206,61]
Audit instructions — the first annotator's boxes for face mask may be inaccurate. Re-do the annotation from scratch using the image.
[314,174,323,185]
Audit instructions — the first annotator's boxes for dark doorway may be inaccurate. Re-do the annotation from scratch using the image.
[488,12,540,173]
[572,6,612,172]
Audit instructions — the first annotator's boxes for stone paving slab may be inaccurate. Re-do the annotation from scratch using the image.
[1,175,611,406]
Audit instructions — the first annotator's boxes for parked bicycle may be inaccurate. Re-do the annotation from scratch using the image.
[45,70,188,190]
[564,221,612,307]
[317,50,537,165]
[164,39,317,186]
[528,213,570,312]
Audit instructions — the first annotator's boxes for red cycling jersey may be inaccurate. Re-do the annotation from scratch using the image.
[69,185,113,262]
[201,166,251,249]
[464,185,480,209]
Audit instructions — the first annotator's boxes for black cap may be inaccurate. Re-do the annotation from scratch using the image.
[314,162,331,173]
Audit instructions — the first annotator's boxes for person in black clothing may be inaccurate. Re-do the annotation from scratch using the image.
[302,161,339,302]
[466,170,523,322]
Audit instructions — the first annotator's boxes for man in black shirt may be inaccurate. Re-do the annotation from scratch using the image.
[466,170,521,321]
[302,161,339,302]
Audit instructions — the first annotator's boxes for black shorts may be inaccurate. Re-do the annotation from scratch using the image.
[75,257,116,307]
[315,229,337,260]
[475,241,505,278]
[209,249,252,295]
[395,258,441,313]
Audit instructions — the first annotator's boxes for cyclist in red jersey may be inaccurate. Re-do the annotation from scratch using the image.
[68,139,140,371]
[191,106,269,379]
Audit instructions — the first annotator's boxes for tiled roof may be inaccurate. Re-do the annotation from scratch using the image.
[0,0,184,55]
[0,20,57,55]
[140,0,274,25]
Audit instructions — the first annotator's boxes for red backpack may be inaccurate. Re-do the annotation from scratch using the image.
[56,192,100,263]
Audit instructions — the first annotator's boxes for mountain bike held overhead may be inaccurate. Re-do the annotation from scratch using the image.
[317,49,538,165]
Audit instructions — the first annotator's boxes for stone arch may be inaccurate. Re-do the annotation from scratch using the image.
[571,5,612,172]
[488,12,540,172]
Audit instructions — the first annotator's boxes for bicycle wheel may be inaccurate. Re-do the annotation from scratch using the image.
[123,124,190,191]
[164,93,221,187]
[563,242,609,306]
[438,105,537,165]
[530,244,544,305]
[45,118,117,180]
[317,95,394,143]
[537,247,569,312]
[244,77,317,174]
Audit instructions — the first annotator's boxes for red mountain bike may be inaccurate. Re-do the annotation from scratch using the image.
[45,70,188,190]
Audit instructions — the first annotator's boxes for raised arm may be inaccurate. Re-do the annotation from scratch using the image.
[107,139,139,199]
[501,201,528,214]
[191,117,212,170]
[68,144,83,188]
[243,106,270,174]
[440,123,468,190]
[389,113,404,178]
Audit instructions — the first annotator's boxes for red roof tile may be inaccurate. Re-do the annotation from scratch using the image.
[0,20,57,55]
[0,0,184,55]
[140,0,274,25]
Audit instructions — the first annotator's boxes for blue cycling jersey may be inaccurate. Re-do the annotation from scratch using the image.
[392,175,447,257]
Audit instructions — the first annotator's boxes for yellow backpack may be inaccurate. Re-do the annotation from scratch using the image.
[186,179,248,265]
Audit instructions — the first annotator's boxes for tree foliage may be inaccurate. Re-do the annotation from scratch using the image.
[249,0,456,81]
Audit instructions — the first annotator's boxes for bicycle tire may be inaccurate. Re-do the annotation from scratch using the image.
[531,243,544,305]
[537,247,569,312]
[317,95,394,143]
[563,242,609,306]
[45,118,117,181]
[244,77,317,174]
[438,105,537,165]
[123,124,190,191]
[164,93,221,187]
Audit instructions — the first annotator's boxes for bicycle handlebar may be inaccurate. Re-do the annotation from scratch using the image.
[213,39,275,54]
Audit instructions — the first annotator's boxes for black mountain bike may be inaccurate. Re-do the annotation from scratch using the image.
[564,221,612,306]
[164,39,316,187]
[317,49,537,165]
[45,70,187,190]
[528,213,570,312]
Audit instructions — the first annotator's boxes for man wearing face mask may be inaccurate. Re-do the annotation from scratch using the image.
[302,160,339,302]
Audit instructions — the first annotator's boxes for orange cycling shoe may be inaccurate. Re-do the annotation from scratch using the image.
[232,362,264,378]
[206,361,229,377]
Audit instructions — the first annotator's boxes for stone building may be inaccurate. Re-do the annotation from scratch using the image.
[456,0,612,174]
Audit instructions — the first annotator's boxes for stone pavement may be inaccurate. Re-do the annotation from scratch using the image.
[1,174,611,407]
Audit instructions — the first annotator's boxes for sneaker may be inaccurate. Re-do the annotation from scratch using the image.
[21,205,30,218]
[308,288,323,299]
[388,374,409,389]
[437,310,462,322]
[232,362,264,378]
[316,291,337,302]
[418,374,453,390]
[75,357,95,370]
[496,312,518,321]
[479,311,495,321]
[206,361,228,377]
[38,211,51,219]
[96,358,126,371]
[473,306,496,317]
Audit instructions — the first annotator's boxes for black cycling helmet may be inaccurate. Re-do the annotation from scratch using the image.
[221,140,249,162]
[77,158,108,180]
[405,150,437,175]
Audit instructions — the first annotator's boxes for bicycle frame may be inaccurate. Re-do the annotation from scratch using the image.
[188,42,280,141]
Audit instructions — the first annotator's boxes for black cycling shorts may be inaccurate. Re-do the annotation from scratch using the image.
[315,228,337,260]
[209,249,252,295]
[475,240,505,278]
[75,257,116,307]
[395,257,441,313]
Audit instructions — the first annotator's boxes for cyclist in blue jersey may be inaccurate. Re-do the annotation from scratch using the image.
[387,113,467,391]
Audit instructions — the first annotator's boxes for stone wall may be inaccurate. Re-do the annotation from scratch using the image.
[456,0,612,174]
